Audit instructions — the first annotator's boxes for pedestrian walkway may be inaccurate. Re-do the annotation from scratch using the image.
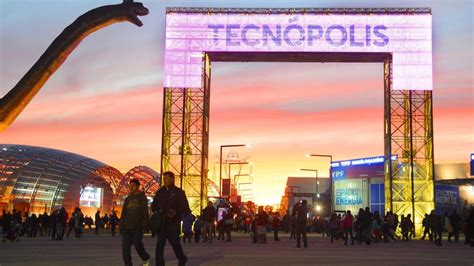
[1,233,473,265]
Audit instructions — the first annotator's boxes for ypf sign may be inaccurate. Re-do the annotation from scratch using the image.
[164,8,432,91]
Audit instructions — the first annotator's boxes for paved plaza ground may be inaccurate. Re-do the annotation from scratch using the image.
[1,232,473,266]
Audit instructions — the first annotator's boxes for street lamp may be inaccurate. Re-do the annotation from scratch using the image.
[234,174,254,187]
[219,144,251,197]
[305,154,333,210]
[305,154,333,179]
[300,168,319,198]
[237,182,252,194]
[228,162,249,183]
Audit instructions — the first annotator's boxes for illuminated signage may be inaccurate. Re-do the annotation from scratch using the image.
[336,189,363,205]
[331,155,397,181]
[435,185,461,215]
[334,179,368,213]
[471,153,474,176]
[331,155,397,168]
[80,186,102,208]
[436,187,459,205]
[165,9,432,90]
[208,24,389,47]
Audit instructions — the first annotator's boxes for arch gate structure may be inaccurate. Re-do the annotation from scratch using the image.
[160,7,434,228]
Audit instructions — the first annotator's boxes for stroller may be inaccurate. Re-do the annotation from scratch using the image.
[254,225,267,243]
[250,217,267,244]
[2,221,20,242]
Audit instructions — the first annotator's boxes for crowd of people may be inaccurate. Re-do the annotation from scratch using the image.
[2,203,474,248]
[158,200,474,249]
[1,178,474,266]
[2,205,474,247]
[0,207,121,242]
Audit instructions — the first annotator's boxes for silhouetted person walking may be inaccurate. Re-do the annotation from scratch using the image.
[448,209,461,242]
[465,208,474,246]
[273,212,281,241]
[120,179,150,266]
[95,210,101,235]
[193,215,202,243]
[420,213,431,240]
[56,207,67,240]
[152,171,190,266]
[292,200,308,248]
[201,201,216,243]
[66,216,75,238]
[434,214,443,246]
[73,207,84,239]
[343,210,354,245]
[289,213,296,240]
[110,211,119,237]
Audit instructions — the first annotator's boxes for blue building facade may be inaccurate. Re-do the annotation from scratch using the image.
[331,155,463,215]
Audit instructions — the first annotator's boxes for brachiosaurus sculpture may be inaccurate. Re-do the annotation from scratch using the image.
[0,0,149,131]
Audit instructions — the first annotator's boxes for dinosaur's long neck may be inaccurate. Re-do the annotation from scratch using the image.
[0,4,131,131]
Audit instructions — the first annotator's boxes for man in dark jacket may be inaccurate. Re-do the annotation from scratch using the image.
[201,201,216,243]
[362,207,373,245]
[55,207,67,240]
[448,209,461,242]
[420,213,431,240]
[272,212,281,241]
[466,208,474,247]
[152,171,190,266]
[94,210,101,235]
[292,200,309,248]
[120,179,150,266]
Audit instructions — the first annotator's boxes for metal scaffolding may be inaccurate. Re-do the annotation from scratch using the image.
[161,7,434,221]
[384,58,435,233]
[161,54,210,214]
[160,53,435,221]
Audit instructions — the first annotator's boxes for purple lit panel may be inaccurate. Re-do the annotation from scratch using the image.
[164,12,432,90]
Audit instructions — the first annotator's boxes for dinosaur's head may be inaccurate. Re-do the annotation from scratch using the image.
[122,0,149,27]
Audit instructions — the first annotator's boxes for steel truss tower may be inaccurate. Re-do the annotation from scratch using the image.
[161,54,210,214]
[384,58,435,233]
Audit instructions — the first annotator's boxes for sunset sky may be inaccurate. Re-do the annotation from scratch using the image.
[1,0,473,205]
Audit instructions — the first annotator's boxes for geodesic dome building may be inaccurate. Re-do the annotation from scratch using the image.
[0,144,122,215]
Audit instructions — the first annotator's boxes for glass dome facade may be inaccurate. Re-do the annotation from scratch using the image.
[0,144,122,215]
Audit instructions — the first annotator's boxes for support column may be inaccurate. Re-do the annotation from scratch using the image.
[160,54,210,214]
[384,57,435,234]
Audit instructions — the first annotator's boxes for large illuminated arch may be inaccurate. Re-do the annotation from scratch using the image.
[160,8,434,230]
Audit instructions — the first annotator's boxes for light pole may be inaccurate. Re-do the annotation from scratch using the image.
[234,173,254,189]
[240,188,253,195]
[219,144,251,197]
[237,182,252,193]
[305,154,333,211]
[228,162,251,188]
[300,168,319,199]
[305,154,333,179]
